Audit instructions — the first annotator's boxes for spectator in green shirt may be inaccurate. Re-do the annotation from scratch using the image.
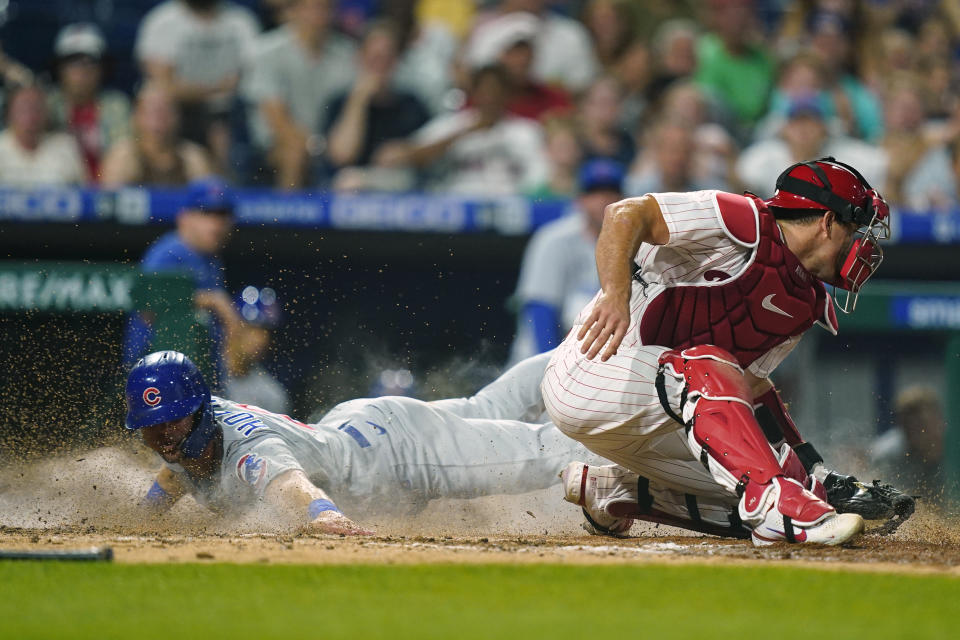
[694,0,774,135]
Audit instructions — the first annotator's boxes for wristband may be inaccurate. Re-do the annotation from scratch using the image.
[142,480,172,508]
[308,499,341,519]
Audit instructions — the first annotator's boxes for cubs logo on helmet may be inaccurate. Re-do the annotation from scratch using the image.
[237,454,267,487]
[142,387,162,406]
[125,350,218,459]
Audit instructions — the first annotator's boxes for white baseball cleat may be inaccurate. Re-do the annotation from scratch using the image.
[751,511,864,547]
[744,476,865,547]
[560,461,634,537]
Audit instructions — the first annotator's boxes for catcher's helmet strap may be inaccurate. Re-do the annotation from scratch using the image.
[776,174,866,225]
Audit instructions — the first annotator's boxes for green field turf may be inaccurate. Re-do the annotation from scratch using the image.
[0,561,954,639]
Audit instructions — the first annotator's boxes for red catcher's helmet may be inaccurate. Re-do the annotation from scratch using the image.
[766,157,882,227]
[765,157,891,313]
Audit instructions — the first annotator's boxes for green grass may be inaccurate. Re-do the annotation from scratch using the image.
[0,562,955,639]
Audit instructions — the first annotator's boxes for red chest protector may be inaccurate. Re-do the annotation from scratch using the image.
[637,192,838,368]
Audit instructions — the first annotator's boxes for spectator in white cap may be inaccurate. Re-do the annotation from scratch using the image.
[0,83,87,187]
[468,0,599,94]
[467,11,572,122]
[47,23,131,182]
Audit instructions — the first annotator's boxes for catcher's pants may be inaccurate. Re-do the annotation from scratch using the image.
[324,350,598,509]
[542,341,742,528]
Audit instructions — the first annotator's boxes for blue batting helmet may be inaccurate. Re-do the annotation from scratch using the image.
[125,350,218,458]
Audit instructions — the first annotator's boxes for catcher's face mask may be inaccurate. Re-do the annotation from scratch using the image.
[833,190,889,313]
[767,157,891,313]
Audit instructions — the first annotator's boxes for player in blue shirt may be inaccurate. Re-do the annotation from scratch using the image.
[122,177,241,389]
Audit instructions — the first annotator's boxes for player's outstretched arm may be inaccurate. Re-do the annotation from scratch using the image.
[264,469,373,536]
[139,466,188,514]
[579,195,670,361]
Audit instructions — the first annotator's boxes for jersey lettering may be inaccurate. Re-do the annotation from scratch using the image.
[338,422,371,448]
[215,409,267,437]
[234,403,316,431]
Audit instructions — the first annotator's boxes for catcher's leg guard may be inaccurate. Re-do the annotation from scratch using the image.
[657,346,782,493]
[657,346,859,545]
[775,442,827,502]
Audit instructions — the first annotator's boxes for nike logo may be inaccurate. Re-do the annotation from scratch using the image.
[761,294,793,318]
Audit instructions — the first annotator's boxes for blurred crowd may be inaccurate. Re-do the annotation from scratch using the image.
[1,0,960,212]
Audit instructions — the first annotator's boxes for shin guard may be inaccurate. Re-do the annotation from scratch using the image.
[658,346,784,496]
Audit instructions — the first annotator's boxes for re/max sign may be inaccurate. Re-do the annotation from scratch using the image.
[0,268,134,312]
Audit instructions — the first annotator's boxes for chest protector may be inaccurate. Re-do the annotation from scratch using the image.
[637,192,838,368]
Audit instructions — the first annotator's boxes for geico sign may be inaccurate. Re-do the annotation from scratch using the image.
[0,188,84,221]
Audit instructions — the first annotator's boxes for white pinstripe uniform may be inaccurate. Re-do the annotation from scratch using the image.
[542,190,804,528]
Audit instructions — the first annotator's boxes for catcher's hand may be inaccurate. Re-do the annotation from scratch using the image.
[823,472,916,535]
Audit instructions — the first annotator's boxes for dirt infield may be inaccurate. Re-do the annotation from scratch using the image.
[3,447,959,574]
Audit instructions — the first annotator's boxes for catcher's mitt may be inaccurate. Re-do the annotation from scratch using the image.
[824,472,916,536]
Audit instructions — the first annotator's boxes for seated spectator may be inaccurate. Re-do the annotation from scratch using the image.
[526,116,583,200]
[655,81,738,191]
[881,76,957,212]
[695,0,775,135]
[626,118,728,195]
[509,158,624,364]
[864,28,916,95]
[736,96,886,197]
[244,0,357,189]
[466,11,572,121]
[0,84,87,187]
[100,83,213,187]
[916,54,955,122]
[647,19,698,102]
[391,64,549,195]
[47,24,131,182]
[136,0,260,174]
[753,53,846,141]
[383,0,458,115]
[582,0,637,72]
[469,0,600,94]
[577,75,634,166]
[804,12,884,142]
[324,20,430,184]
[870,386,947,501]
[225,285,290,414]
[613,38,652,133]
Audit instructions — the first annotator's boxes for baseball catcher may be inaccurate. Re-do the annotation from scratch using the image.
[546,157,915,545]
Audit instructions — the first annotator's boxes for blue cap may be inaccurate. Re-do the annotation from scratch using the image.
[578,159,625,194]
[183,176,235,214]
[787,95,824,120]
[236,285,282,328]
